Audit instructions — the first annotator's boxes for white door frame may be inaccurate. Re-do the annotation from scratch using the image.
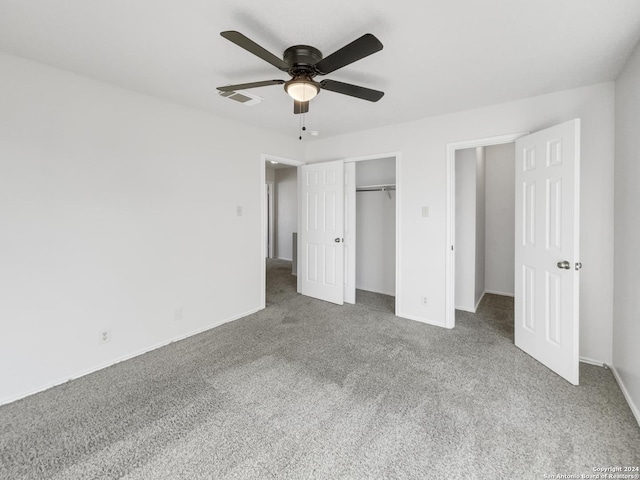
[445,133,527,328]
[261,154,306,309]
[266,181,275,259]
[343,151,401,315]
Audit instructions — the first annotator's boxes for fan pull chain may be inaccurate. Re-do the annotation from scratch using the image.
[300,113,307,140]
[299,113,307,140]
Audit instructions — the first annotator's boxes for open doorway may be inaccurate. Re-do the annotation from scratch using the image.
[452,144,516,341]
[265,163,298,264]
[445,133,526,328]
[446,121,582,385]
[261,154,305,309]
[454,144,515,313]
[263,153,400,314]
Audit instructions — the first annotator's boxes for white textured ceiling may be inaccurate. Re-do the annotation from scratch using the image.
[1,0,640,139]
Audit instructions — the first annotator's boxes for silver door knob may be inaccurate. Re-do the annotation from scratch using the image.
[557,260,571,269]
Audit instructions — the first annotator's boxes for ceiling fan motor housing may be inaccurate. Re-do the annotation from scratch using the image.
[283,45,323,77]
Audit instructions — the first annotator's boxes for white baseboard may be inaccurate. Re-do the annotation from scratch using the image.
[608,364,640,427]
[396,311,450,329]
[455,304,476,313]
[457,290,513,313]
[355,285,395,297]
[455,291,485,314]
[474,292,486,312]
[485,289,514,297]
[579,356,604,367]
[0,307,261,407]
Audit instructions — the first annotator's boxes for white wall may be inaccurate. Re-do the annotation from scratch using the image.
[274,167,297,261]
[454,147,486,311]
[303,82,615,365]
[455,148,477,311]
[614,40,640,423]
[355,157,396,296]
[265,166,275,182]
[485,143,516,295]
[474,147,486,306]
[0,53,300,404]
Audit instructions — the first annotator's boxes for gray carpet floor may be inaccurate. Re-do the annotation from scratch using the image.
[1,258,638,479]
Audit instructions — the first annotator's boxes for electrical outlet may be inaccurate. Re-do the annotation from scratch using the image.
[421,297,428,306]
[174,306,183,322]
[99,329,111,345]
[236,205,243,216]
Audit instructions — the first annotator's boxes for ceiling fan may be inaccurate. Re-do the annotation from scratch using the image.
[217,31,384,114]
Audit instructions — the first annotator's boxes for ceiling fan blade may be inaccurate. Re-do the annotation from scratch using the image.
[320,79,384,102]
[314,34,383,75]
[217,80,285,92]
[294,100,309,114]
[221,31,289,71]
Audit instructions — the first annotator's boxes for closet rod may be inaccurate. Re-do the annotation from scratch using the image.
[355,184,396,192]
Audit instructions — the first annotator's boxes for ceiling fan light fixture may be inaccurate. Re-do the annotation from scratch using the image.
[285,77,319,102]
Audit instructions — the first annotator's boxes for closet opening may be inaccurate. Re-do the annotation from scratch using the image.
[348,156,397,314]
[268,152,401,312]
[453,143,515,327]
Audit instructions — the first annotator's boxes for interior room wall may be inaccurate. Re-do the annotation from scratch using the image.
[613,39,640,423]
[484,143,516,295]
[454,147,486,312]
[474,147,486,307]
[0,52,300,405]
[355,157,396,296]
[455,148,477,311]
[265,166,275,182]
[303,81,615,366]
[274,167,297,261]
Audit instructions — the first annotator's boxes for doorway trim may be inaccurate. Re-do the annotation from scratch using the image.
[445,133,527,329]
[261,153,306,309]
[266,181,275,259]
[342,151,402,315]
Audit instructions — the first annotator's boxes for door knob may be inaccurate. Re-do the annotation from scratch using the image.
[334,238,341,243]
[557,260,570,269]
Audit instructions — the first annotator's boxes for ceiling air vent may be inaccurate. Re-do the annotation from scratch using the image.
[219,90,262,106]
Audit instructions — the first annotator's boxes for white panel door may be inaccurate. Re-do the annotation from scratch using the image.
[344,162,356,304]
[515,119,580,385]
[299,160,345,305]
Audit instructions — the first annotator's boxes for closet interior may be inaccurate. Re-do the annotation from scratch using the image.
[354,157,396,300]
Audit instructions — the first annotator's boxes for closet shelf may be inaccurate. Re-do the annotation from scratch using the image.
[355,184,396,192]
